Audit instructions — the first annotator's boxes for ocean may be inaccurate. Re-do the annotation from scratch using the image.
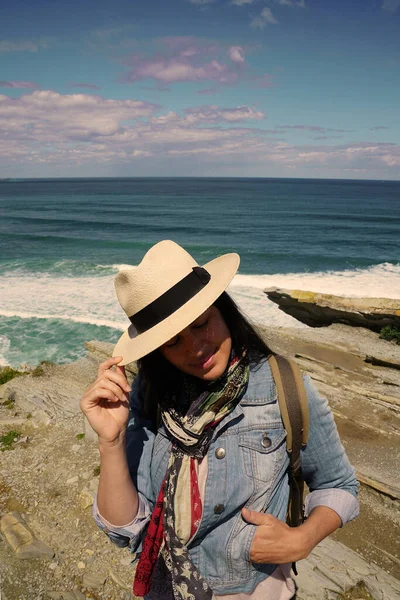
[1,177,399,368]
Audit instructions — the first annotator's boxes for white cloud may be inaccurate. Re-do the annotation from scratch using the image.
[278,0,305,7]
[250,8,279,28]
[122,55,241,85]
[189,0,216,4]
[382,154,400,166]
[184,105,265,123]
[0,81,38,89]
[0,90,157,142]
[228,46,245,63]
[231,0,254,5]
[131,150,152,157]
[382,0,400,11]
[0,39,48,53]
[1,90,398,179]
[0,92,268,166]
[149,105,264,128]
[280,142,400,172]
[121,38,251,87]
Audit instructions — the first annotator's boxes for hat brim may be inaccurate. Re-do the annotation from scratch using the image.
[112,253,240,365]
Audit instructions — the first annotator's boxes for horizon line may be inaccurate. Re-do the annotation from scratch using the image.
[1,176,399,183]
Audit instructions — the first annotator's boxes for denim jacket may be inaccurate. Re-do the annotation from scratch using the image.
[93,360,359,596]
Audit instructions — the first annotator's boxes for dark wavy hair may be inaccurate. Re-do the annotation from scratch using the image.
[138,292,274,419]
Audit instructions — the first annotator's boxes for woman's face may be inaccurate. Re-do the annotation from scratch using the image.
[160,305,232,381]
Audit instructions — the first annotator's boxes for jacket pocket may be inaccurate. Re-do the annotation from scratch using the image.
[239,426,286,483]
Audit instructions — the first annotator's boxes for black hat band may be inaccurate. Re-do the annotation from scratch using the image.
[129,267,211,334]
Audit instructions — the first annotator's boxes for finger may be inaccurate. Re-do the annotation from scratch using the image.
[81,387,118,410]
[97,387,122,403]
[116,364,126,379]
[100,380,127,402]
[98,356,123,378]
[114,365,131,391]
[103,369,131,393]
[241,508,271,526]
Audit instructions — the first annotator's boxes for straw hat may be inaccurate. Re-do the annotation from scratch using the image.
[113,240,240,364]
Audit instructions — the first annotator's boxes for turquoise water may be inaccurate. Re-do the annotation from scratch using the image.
[1,177,399,367]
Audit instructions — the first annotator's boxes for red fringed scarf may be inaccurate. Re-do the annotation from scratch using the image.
[133,450,203,596]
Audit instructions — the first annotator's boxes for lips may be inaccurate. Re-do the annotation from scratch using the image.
[191,349,216,369]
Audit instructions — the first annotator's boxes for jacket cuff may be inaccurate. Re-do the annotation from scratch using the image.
[92,493,151,549]
[304,488,359,527]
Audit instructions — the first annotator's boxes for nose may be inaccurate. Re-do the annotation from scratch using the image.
[183,330,204,357]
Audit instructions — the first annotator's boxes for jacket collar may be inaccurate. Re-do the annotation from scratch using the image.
[156,358,277,437]
[240,359,276,405]
[213,359,276,434]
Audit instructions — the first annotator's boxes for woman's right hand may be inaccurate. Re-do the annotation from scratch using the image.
[80,356,131,445]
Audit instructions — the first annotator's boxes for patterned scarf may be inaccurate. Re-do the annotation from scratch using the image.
[133,352,249,599]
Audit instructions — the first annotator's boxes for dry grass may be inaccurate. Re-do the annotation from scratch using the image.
[338,581,376,600]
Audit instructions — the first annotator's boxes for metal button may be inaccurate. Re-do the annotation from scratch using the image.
[261,433,272,448]
[215,447,226,459]
[214,504,225,514]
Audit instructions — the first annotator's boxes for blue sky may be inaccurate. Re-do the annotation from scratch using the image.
[1,0,399,179]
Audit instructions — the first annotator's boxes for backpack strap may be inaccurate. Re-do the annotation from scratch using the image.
[268,355,309,529]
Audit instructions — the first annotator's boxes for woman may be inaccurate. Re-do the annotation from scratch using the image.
[81,240,359,600]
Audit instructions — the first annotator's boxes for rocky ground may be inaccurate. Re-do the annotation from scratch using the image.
[262,324,400,582]
[0,327,399,600]
[0,344,138,600]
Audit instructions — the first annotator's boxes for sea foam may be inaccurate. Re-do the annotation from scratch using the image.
[1,262,399,335]
[0,335,11,367]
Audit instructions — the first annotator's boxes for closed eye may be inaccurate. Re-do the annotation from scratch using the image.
[193,319,208,330]
[164,335,180,348]
[163,318,208,348]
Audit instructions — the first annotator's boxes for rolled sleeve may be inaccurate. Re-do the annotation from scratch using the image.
[304,488,359,526]
[92,492,152,549]
[301,374,359,518]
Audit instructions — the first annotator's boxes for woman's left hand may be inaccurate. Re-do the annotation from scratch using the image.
[242,508,310,564]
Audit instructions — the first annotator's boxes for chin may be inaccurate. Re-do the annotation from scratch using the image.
[200,369,222,381]
[197,357,229,381]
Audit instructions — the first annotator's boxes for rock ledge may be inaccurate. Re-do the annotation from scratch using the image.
[264,288,400,331]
